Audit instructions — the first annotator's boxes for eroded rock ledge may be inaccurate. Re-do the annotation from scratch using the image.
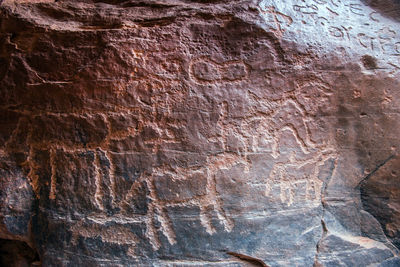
[0,0,399,266]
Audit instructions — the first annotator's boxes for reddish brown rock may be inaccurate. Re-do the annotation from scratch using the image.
[0,0,399,266]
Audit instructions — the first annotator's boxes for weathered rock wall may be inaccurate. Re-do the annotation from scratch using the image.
[0,0,399,266]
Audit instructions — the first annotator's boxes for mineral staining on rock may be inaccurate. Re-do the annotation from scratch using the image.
[0,0,399,266]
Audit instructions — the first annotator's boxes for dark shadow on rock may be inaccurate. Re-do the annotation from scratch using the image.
[362,0,400,22]
[0,239,40,267]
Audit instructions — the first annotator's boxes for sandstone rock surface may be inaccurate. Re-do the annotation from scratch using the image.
[0,0,400,266]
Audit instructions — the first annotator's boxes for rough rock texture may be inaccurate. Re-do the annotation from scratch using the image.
[0,0,400,266]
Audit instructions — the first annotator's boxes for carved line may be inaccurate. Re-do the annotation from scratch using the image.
[94,151,104,210]
[261,6,293,37]
[49,148,57,200]
[189,56,250,85]
[265,150,337,206]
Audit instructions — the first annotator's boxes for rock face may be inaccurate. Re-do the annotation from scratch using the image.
[0,0,399,266]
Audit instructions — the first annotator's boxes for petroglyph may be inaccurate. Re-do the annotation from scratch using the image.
[190,57,249,84]
[264,148,337,206]
[260,6,293,37]
[370,11,380,22]
[125,153,241,249]
[258,0,400,76]
[357,33,376,50]
[346,3,364,16]
[9,56,339,252]
[328,26,352,40]
[293,4,319,15]
[2,1,400,265]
